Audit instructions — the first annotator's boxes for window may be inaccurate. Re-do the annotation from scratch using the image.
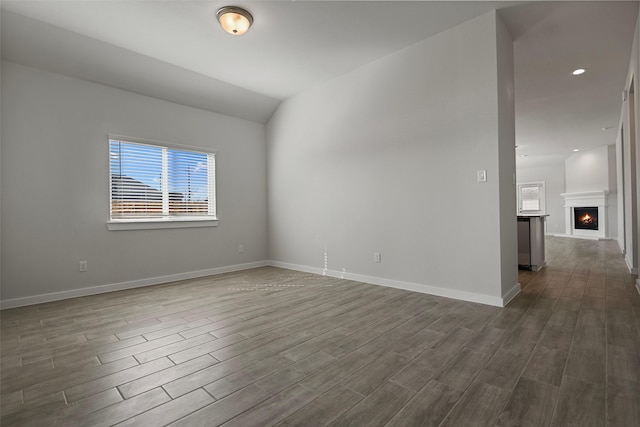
[517,182,545,215]
[108,136,217,230]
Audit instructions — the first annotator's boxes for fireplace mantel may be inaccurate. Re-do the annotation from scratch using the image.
[561,190,610,206]
[561,190,609,239]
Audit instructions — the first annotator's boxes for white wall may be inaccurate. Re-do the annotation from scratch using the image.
[607,145,619,240]
[566,145,613,193]
[516,162,566,235]
[637,7,640,278]
[495,15,518,297]
[1,62,268,305]
[616,126,626,251]
[623,78,638,273]
[621,50,639,273]
[614,3,640,276]
[632,5,640,276]
[267,12,518,306]
[564,145,618,239]
[0,9,3,298]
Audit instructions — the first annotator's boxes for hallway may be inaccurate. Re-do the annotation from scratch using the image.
[513,236,640,426]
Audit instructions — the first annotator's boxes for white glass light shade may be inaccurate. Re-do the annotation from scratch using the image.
[217,7,253,35]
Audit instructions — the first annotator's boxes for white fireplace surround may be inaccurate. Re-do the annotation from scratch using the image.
[561,190,609,239]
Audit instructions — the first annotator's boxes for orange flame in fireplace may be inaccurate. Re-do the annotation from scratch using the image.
[580,214,594,224]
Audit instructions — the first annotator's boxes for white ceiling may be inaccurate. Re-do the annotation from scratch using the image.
[501,1,638,167]
[1,1,638,166]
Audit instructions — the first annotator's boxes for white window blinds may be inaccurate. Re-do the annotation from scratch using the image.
[517,182,545,215]
[110,138,216,220]
[521,186,540,211]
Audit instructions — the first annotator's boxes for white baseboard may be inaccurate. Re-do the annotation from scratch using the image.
[1,259,523,309]
[0,261,269,310]
[268,260,516,307]
[502,283,521,306]
[624,255,638,274]
[547,233,612,241]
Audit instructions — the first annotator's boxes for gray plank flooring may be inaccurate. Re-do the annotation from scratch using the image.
[1,237,639,426]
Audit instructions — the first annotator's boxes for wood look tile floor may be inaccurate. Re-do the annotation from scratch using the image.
[1,237,639,426]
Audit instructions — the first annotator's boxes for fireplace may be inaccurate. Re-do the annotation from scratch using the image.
[561,190,609,239]
[574,207,598,230]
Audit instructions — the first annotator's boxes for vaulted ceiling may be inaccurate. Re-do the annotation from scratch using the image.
[2,1,638,167]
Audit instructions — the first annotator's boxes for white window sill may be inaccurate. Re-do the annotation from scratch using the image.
[107,217,219,231]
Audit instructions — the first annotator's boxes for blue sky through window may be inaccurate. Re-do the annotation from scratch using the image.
[110,140,162,190]
[110,140,209,201]
[168,149,208,201]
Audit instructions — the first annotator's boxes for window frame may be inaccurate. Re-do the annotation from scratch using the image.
[107,134,218,231]
[517,181,546,215]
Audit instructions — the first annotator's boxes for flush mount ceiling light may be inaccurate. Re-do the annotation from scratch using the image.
[572,68,586,76]
[217,6,253,35]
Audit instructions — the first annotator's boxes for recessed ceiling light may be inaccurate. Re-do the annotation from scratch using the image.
[519,154,528,158]
[573,149,580,152]
[602,126,614,131]
[572,68,586,76]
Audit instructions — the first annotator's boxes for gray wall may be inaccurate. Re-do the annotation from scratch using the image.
[565,145,618,238]
[616,126,625,251]
[619,6,640,274]
[0,8,3,299]
[517,162,566,235]
[1,11,522,307]
[566,145,615,193]
[1,62,268,303]
[267,12,518,305]
[496,14,518,297]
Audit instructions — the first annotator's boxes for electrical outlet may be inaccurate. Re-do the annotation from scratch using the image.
[238,245,244,253]
[374,252,381,263]
[79,261,88,272]
[477,170,487,182]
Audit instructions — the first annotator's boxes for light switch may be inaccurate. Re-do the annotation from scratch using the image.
[477,170,487,182]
